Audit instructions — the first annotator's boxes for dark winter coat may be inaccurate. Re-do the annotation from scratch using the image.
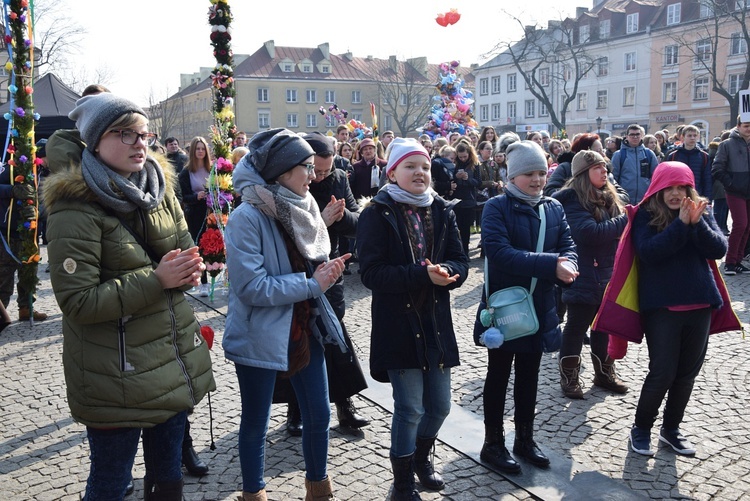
[430,156,455,198]
[712,128,750,199]
[357,191,469,382]
[473,193,577,353]
[452,160,481,208]
[552,188,627,305]
[666,146,712,199]
[177,168,209,241]
[350,158,387,200]
[544,151,575,196]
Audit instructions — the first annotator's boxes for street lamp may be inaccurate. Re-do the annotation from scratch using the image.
[596,116,602,135]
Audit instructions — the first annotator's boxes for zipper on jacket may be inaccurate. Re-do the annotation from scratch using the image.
[167,292,197,406]
[118,317,135,372]
[431,209,451,370]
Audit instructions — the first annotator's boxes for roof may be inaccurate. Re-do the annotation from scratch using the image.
[33,73,80,117]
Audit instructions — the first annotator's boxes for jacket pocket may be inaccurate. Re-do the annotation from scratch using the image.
[118,317,135,372]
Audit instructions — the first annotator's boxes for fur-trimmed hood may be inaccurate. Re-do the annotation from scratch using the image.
[43,152,177,211]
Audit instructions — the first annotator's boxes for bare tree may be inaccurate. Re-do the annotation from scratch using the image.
[665,0,749,126]
[146,88,184,143]
[31,0,86,77]
[375,57,434,137]
[486,15,598,134]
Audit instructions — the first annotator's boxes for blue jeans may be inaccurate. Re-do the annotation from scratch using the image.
[84,410,186,501]
[236,339,330,493]
[635,308,710,430]
[387,347,452,457]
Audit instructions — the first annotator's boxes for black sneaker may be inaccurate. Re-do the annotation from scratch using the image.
[736,263,750,274]
[659,428,696,455]
[724,263,737,276]
[629,426,654,456]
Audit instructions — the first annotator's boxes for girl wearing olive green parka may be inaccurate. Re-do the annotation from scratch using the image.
[44,94,214,499]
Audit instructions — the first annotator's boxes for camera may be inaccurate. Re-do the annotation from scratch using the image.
[640,158,651,178]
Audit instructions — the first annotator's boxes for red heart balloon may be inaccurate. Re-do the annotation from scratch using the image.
[200,325,215,350]
[436,13,449,27]
[446,9,460,25]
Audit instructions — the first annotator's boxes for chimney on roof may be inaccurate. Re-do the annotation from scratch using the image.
[264,40,275,59]
[524,25,535,34]
[318,42,329,60]
[366,55,373,61]
[344,51,353,61]
[407,57,428,77]
[389,55,398,72]
[576,7,589,17]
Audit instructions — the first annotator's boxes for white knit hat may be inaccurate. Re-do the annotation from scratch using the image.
[385,138,430,176]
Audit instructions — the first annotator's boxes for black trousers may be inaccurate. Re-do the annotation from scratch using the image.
[483,349,542,427]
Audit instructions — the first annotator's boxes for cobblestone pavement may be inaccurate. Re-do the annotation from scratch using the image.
[1,236,749,500]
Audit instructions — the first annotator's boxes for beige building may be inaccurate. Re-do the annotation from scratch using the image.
[153,41,474,146]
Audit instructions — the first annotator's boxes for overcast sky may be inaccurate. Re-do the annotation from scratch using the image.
[59,0,586,106]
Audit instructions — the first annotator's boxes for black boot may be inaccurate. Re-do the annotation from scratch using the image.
[389,454,421,501]
[143,478,183,501]
[286,400,302,437]
[513,422,550,468]
[413,436,445,490]
[182,445,209,476]
[335,398,370,429]
[480,425,521,473]
[125,475,134,496]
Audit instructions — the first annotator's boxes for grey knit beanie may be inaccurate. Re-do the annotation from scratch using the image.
[248,128,315,182]
[68,94,148,151]
[506,140,548,179]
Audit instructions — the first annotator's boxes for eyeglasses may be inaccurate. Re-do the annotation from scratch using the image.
[627,132,642,137]
[110,129,157,146]
[299,163,316,175]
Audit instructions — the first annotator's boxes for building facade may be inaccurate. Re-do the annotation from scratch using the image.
[474,0,749,142]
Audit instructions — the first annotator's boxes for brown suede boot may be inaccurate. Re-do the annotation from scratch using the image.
[18,306,47,322]
[304,476,338,501]
[591,353,628,394]
[236,489,267,501]
[559,355,584,399]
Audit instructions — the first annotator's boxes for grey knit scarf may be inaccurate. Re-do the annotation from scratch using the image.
[81,149,165,212]
[506,182,542,206]
[380,183,434,208]
[242,183,330,262]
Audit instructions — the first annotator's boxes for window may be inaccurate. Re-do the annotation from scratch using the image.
[325,90,335,103]
[321,65,331,74]
[666,3,681,25]
[351,113,362,121]
[507,102,517,119]
[306,113,317,128]
[663,82,677,103]
[480,78,489,95]
[729,74,743,96]
[539,101,549,116]
[507,73,517,92]
[597,90,608,109]
[283,63,293,72]
[492,76,501,94]
[525,100,535,118]
[306,90,317,103]
[400,94,408,106]
[351,90,361,104]
[492,103,502,121]
[258,112,270,129]
[694,77,709,100]
[623,86,635,107]
[325,115,337,128]
[480,105,489,122]
[731,33,748,55]
[286,89,298,103]
[696,39,712,62]
[625,52,637,71]
[664,45,679,66]
[596,57,609,77]
[301,64,313,73]
[384,115,392,130]
[563,64,573,81]
[579,25,590,44]
[626,13,639,33]
[577,92,587,111]
[699,0,714,17]
[539,68,550,86]
[599,19,611,39]
[257,88,269,102]
[287,113,298,128]
[737,0,748,10]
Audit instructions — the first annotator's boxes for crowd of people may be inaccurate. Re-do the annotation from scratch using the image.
[1,94,746,500]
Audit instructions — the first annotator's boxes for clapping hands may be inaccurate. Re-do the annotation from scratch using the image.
[679,197,707,226]
[321,195,346,227]
[425,258,459,286]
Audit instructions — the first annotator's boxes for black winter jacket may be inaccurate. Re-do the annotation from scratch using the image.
[357,191,469,382]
